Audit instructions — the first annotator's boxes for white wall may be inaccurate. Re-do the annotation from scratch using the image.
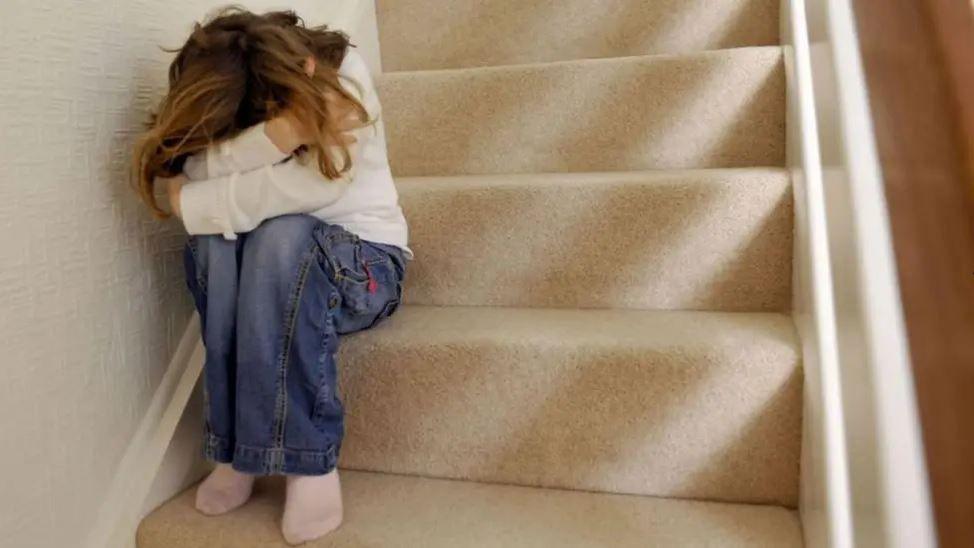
[349,0,383,74]
[0,2,335,546]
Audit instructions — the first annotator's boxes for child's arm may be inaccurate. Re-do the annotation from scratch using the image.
[175,157,350,237]
[173,50,379,237]
[182,118,301,181]
[183,49,378,181]
[175,109,364,236]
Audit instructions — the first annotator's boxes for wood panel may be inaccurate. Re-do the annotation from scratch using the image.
[852,1,974,546]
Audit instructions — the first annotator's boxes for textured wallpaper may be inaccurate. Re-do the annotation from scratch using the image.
[0,1,324,546]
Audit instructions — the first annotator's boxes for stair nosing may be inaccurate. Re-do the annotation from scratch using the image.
[336,468,798,509]
[378,45,784,77]
[394,167,791,189]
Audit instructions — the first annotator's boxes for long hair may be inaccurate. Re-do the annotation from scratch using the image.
[133,7,368,218]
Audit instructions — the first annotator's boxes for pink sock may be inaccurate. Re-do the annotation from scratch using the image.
[194,463,255,516]
[281,469,344,545]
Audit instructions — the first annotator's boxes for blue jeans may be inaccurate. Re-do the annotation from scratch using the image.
[183,215,406,476]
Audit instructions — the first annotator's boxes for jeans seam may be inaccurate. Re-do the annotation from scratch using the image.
[202,377,212,438]
[186,238,208,295]
[311,303,337,428]
[270,242,318,473]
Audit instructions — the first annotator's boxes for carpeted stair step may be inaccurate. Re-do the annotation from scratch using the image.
[336,305,802,506]
[378,47,785,177]
[397,168,792,311]
[378,0,780,71]
[137,471,803,548]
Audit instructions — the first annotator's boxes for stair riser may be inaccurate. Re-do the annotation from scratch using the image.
[378,0,780,71]
[398,170,793,311]
[378,48,785,176]
[337,307,802,506]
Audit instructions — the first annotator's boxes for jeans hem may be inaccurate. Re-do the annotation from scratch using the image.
[204,433,339,475]
[203,432,233,463]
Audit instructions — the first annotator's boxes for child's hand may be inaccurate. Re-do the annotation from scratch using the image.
[323,87,364,137]
[266,90,361,153]
[265,113,310,154]
[266,112,358,151]
[156,173,188,218]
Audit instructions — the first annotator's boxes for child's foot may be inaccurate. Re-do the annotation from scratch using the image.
[194,463,255,516]
[281,470,344,545]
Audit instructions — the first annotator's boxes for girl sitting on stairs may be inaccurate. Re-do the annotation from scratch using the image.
[133,7,410,545]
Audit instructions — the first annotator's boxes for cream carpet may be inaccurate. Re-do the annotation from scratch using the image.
[140,1,802,545]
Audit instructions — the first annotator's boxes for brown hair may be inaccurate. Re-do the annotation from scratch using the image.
[133,6,368,218]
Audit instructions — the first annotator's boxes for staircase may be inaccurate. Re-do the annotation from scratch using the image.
[138,1,803,546]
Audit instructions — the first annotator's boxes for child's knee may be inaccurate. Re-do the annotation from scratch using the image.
[245,215,320,268]
[185,234,235,277]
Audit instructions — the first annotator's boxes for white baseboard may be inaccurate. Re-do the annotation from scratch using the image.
[85,314,205,548]
[141,384,209,517]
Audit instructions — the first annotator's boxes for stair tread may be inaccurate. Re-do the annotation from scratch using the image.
[137,471,803,548]
[378,0,779,71]
[396,167,792,311]
[337,305,801,505]
[378,47,785,176]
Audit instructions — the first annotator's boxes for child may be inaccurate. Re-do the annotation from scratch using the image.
[133,8,409,545]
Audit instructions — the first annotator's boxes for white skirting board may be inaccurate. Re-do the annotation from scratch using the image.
[85,314,205,548]
[140,381,208,520]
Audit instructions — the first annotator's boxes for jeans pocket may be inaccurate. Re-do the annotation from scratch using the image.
[325,237,370,285]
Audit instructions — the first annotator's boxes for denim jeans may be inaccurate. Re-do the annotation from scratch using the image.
[183,214,406,475]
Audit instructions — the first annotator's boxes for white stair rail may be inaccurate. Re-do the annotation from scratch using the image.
[786,0,937,546]
[84,4,367,547]
[782,0,852,545]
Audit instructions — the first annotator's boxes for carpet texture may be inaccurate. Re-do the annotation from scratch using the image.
[378,47,785,176]
[378,0,780,71]
[137,471,803,548]
[337,306,801,506]
[398,168,793,311]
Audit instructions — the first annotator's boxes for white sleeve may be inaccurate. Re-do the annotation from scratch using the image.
[178,158,349,237]
[182,122,290,181]
[339,49,382,122]
[321,48,379,180]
